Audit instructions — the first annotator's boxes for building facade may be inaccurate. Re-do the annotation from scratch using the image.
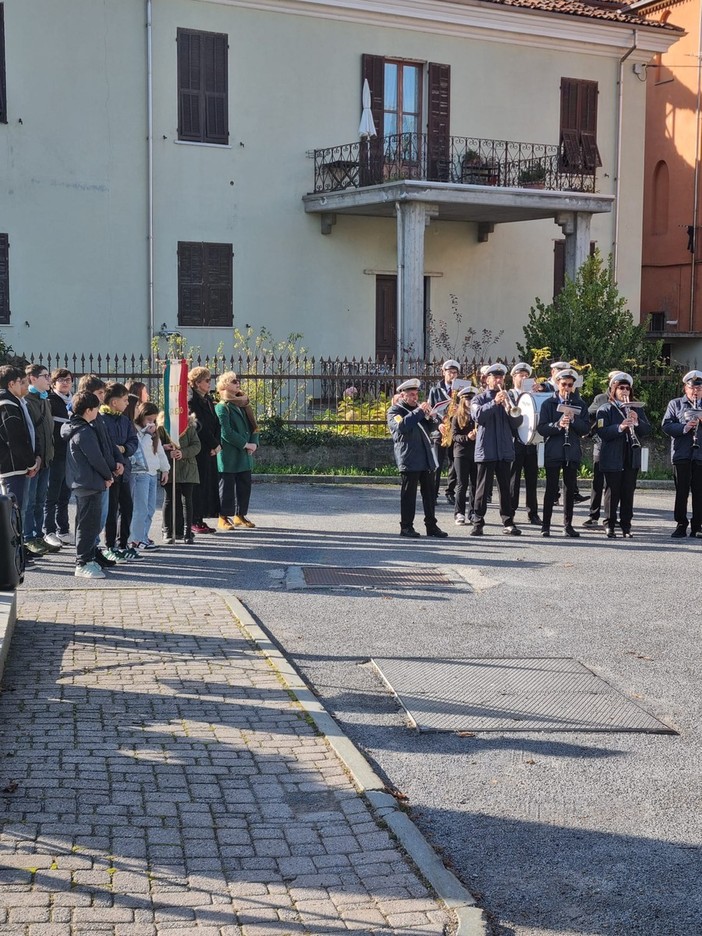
[0,0,678,360]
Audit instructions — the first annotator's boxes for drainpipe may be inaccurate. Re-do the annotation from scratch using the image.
[613,30,638,279]
[146,0,155,353]
[689,2,702,332]
[396,201,404,362]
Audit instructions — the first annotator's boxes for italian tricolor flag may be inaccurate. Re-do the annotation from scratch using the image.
[163,359,189,443]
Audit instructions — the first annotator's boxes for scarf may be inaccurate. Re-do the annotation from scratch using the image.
[219,387,258,433]
[28,385,48,400]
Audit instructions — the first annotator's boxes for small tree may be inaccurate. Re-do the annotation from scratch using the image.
[518,251,660,371]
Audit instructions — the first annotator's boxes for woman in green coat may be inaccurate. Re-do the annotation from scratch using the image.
[215,372,259,530]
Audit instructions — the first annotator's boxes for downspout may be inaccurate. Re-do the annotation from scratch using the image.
[689,2,702,331]
[396,201,404,362]
[146,0,155,353]
[613,30,638,279]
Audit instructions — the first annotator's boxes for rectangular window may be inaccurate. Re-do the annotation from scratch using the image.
[178,242,232,327]
[0,4,6,124]
[177,28,228,145]
[559,78,601,172]
[0,234,9,325]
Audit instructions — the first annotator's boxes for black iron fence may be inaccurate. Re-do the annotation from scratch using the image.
[21,351,683,438]
[311,133,597,195]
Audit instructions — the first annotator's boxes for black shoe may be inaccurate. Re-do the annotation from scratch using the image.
[183,535,195,545]
[469,524,484,536]
[573,492,589,504]
[502,525,522,536]
[426,527,448,538]
[94,548,117,568]
[400,527,421,538]
[690,529,702,538]
[671,524,687,538]
[606,527,616,539]
[582,518,599,528]
[528,514,542,525]
[622,531,633,539]
[444,492,456,505]
[564,525,580,538]
[541,528,551,537]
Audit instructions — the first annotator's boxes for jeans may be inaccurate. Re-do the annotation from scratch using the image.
[43,455,71,535]
[2,475,27,520]
[23,466,51,540]
[75,491,103,566]
[219,471,252,518]
[129,472,157,545]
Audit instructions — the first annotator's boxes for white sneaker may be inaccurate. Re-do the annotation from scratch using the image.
[454,514,466,525]
[44,533,64,549]
[57,532,75,546]
[74,561,105,579]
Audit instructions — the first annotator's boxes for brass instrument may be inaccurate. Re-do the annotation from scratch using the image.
[619,388,643,449]
[683,398,702,449]
[502,389,521,417]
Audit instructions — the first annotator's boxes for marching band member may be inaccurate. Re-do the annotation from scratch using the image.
[387,379,448,539]
[545,360,570,392]
[508,362,541,525]
[661,369,702,538]
[537,368,589,537]
[447,385,478,526]
[596,372,651,539]
[429,360,460,504]
[470,363,523,536]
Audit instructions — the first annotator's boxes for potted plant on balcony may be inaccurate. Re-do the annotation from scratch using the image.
[462,150,499,185]
[518,163,547,189]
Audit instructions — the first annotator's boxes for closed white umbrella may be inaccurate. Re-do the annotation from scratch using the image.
[358,78,377,138]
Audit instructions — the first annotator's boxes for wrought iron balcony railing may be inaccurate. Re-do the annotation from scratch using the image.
[310,133,596,195]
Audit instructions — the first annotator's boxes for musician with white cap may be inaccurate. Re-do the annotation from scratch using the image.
[469,363,523,535]
[387,378,448,538]
[429,360,460,504]
[596,372,651,538]
[545,359,588,504]
[537,368,589,537]
[508,362,541,525]
[661,369,702,537]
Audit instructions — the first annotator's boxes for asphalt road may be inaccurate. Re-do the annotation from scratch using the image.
[21,482,702,936]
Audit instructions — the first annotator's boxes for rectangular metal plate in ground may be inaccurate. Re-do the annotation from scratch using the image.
[302,566,452,588]
[371,657,675,733]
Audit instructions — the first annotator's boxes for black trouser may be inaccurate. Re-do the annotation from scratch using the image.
[75,491,103,566]
[454,452,477,519]
[542,463,579,529]
[219,471,252,518]
[434,445,456,499]
[163,482,195,538]
[604,468,638,533]
[105,475,133,550]
[400,471,437,531]
[473,461,513,526]
[44,454,71,535]
[193,450,217,524]
[588,458,606,520]
[672,461,702,531]
[510,444,539,517]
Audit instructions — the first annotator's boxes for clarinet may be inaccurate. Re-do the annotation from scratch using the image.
[620,388,641,449]
[693,399,701,450]
[562,392,572,465]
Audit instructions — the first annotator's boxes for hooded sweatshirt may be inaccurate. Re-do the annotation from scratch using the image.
[61,416,114,494]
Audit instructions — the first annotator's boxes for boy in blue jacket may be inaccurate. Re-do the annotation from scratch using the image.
[100,383,139,560]
[62,392,114,579]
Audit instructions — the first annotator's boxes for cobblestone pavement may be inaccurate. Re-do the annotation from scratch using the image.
[0,587,454,936]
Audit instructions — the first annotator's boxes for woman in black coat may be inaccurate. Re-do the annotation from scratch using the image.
[188,367,221,533]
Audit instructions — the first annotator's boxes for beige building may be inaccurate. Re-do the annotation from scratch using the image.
[0,0,679,360]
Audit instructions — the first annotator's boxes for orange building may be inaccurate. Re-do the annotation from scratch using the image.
[636,0,702,364]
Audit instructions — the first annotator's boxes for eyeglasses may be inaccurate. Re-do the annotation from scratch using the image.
[560,382,575,388]
[229,379,240,384]
[37,372,49,379]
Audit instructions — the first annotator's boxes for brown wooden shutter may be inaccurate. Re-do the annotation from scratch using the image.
[178,30,202,142]
[178,242,204,326]
[203,33,228,145]
[427,62,450,182]
[0,5,6,124]
[579,79,601,168]
[361,55,384,185]
[203,244,233,326]
[560,78,582,169]
[0,234,10,325]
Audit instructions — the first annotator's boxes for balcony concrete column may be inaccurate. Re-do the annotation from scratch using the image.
[396,201,438,358]
[555,211,592,283]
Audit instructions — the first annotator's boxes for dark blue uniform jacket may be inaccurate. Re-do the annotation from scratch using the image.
[388,401,438,473]
[661,396,702,463]
[537,393,589,466]
[471,390,521,463]
[596,401,651,472]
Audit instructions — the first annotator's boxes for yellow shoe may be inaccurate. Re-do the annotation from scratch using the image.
[234,516,256,529]
[218,515,236,531]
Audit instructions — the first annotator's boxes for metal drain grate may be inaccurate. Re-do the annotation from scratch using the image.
[301,566,452,588]
[371,657,675,733]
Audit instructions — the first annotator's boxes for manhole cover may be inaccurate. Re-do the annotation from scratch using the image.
[371,657,675,733]
[301,566,452,588]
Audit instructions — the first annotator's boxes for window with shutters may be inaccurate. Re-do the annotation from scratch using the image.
[361,55,450,183]
[559,78,601,173]
[177,242,232,327]
[0,4,6,124]
[0,234,9,325]
[177,28,228,145]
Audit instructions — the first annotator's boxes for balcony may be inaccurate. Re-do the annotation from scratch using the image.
[310,132,597,196]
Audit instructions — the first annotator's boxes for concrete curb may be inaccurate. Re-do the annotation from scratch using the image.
[0,590,17,686]
[223,592,488,936]
[252,473,675,490]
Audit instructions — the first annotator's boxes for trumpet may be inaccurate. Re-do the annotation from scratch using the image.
[501,389,521,417]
